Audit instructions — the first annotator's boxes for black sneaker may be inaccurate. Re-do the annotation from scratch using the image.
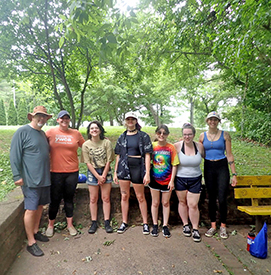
[117,222,128,234]
[88,221,98,234]
[183,224,192,237]
[104,220,113,233]
[151,225,159,237]
[143,224,150,235]
[34,231,49,242]
[162,226,171,238]
[192,229,201,242]
[27,243,44,257]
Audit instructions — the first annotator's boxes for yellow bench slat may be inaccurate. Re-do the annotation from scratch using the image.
[234,187,271,199]
[237,205,271,215]
[236,175,271,186]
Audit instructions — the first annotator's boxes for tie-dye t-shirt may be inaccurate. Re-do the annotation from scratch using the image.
[151,141,179,185]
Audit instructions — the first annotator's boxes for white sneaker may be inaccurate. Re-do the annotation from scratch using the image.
[45,227,54,238]
[205,227,217,237]
[220,227,228,239]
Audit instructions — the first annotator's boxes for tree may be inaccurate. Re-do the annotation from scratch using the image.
[7,99,17,125]
[17,98,28,125]
[0,0,125,128]
[0,99,6,125]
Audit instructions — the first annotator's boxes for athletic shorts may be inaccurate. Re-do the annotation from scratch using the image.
[21,185,51,210]
[175,175,202,194]
[86,167,112,186]
[118,157,144,184]
[148,178,172,192]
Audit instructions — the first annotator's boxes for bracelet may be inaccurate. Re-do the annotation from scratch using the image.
[229,161,234,165]
[232,173,237,176]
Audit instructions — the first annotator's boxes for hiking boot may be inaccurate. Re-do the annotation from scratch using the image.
[117,222,128,234]
[183,224,191,237]
[68,226,77,236]
[45,227,54,238]
[205,227,217,237]
[220,227,228,239]
[143,224,150,235]
[88,221,98,234]
[104,220,113,233]
[34,231,49,242]
[27,243,44,257]
[151,225,159,237]
[192,229,201,242]
[162,226,171,238]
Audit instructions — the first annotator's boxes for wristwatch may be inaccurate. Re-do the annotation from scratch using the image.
[232,173,237,176]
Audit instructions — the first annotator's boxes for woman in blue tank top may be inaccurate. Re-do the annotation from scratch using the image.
[199,111,237,239]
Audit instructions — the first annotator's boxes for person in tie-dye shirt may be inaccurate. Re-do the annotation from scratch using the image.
[149,125,179,238]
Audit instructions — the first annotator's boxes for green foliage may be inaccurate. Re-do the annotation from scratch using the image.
[17,98,28,125]
[0,99,6,125]
[7,99,17,126]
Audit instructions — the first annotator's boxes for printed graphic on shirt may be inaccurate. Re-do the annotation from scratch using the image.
[89,147,107,167]
[152,142,179,185]
[54,134,73,144]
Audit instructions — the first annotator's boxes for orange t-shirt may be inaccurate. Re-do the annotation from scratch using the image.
[46,127,85,172]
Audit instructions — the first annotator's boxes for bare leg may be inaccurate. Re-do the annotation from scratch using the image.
[176,190,189,225]
[88,185,99,221]
[187,192,200,230]
[150,189,160,225]
[119,180,131,223]
[161,191,172,226]
[100,183,112,220]
[133,183,148,224]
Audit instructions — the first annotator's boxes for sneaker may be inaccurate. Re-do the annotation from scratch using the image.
[34,231,49,242]
[45,227,54,238]
[183,224,192,237]
[162,226,171,238]
[151,225,159,237]
[220,227,228,239]
[68,226,77,236]
[143,224,150,235]
[88,221,98,234]
[205,227,217,237]
[117,222,128,234]
[27,243,44,257]
[192,229,201,242]
[104,220,113,233]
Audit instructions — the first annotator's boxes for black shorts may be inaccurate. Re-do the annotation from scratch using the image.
[175,175,202,194]
[148,178,171,192]
[128,157,143,184]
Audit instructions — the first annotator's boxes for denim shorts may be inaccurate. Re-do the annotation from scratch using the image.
[175,175,202,194]
[86,167,112,186]
[21,185,51,210]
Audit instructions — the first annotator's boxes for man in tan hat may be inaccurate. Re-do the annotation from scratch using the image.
[10,106,52,257]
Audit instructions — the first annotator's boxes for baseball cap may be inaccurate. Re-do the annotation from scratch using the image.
[125,111,138,120]
[57,110,70,119]
[206,111,221,121]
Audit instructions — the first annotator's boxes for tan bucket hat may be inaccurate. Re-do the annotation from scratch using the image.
[27,106,53,121]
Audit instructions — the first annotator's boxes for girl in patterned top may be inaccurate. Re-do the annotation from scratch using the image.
[149,125,179,238]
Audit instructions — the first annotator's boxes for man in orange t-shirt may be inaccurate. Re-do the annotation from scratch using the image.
[45,110,85,237]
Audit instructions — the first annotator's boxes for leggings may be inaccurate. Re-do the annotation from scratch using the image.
[49,171,78,220]
[204,158,230,224]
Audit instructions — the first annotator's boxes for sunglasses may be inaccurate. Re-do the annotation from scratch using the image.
[157,131,169,136]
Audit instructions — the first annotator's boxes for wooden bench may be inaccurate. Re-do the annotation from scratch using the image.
[234,175,271,232]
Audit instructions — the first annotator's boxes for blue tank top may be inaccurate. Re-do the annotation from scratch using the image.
[203,131,226,161]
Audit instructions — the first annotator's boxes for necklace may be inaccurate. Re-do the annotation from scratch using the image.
[208,130,219,148]
[127,128,137,133]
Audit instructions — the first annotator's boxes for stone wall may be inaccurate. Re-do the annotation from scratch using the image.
[0,187,25,275]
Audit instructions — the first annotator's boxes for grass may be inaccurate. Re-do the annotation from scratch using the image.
[0,126,270,201]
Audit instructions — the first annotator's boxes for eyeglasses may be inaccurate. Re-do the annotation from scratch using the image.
[157,131,169,136]
[183,133,193,137]
[183,123,192,127]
